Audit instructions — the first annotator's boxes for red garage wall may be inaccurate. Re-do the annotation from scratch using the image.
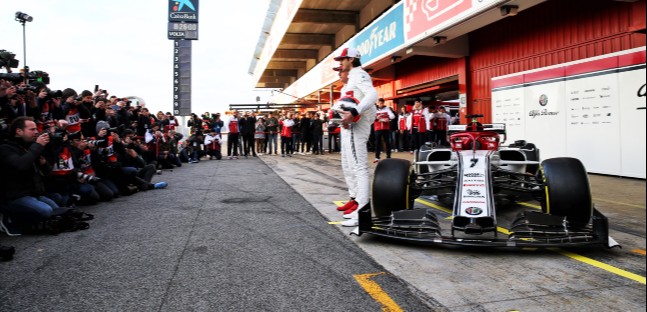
[468,0,646,123]
[394,56,461,91]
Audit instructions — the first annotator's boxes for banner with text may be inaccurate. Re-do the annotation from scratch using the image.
[492,47,646,178]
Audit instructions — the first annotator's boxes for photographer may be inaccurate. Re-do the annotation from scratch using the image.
[135,107,153,138]
[61,88,91,134]
[1,92,20,139]
[187,113,202,134]
[77,90,97,138]
[36,88,65,124]
[68,132,115,203]
[118,129,161,188]
[186,129,206,163]
[0,116,67,235]
[43,128,103,206]
[156,128,182,169]
[92,123,167,195]
[204,128,222,160]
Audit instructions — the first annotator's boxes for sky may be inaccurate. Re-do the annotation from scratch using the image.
[1,0,273,116]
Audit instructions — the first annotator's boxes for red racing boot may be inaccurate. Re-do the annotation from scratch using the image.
[343,203,359,216]
[337,199,358,211]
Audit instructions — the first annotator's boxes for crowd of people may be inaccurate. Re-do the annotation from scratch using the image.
[0,79,205,247]
[0,68,454,259]
[197,98,454,163]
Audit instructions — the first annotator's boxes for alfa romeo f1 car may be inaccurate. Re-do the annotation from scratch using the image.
[354,115,619,248]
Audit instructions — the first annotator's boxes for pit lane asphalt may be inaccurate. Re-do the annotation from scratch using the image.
[262,151,646,312]
[0,157,437,312]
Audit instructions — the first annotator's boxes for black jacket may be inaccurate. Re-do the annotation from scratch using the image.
[0,138,51,202]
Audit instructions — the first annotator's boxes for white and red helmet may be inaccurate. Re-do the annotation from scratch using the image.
[329,91,360,125]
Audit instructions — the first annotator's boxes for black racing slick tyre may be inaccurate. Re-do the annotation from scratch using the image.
[372,159,412,217]
[540,157,593,227]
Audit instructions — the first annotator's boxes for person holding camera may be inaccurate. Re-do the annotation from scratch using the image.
[135,107,153,138]
[61,88,91,134]
[68,132,116,203]
[43,128,104,206]
[204,128,222,160]
[0,116,67,235]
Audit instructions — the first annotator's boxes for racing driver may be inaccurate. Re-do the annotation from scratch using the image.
[333,47,378,227]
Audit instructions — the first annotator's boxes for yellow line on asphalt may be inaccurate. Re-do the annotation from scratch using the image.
[550,248,646,285]
[354,272,403,312]
[328,221,342,225]
[631,249,646,256]
[593,197,646,209]
[333,200,347,207]
[517,201,541,209]
[421,200,647,285]
[415,198,453,214]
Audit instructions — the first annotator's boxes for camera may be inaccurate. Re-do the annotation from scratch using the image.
[45,129,66,146]
[77,172,101,184]
[0,70,50,85]
[86,138,107,147]
[0,49,19,69]
[16,85,39,94]
[44,89,62,101]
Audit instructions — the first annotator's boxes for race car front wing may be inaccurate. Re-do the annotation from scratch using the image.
[353,206,620,248]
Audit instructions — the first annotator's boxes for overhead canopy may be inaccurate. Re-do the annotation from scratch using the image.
[249,0,548,103]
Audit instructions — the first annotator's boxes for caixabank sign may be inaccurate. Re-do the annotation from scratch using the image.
[168,0,199,22]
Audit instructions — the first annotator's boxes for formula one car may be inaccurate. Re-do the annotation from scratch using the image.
[354,115,619,248]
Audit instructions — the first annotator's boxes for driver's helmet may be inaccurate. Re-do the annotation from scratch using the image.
[466,121,484,131]
[329,92,360,125]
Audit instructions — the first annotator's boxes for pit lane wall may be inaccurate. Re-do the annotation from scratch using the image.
[491,47,646,179]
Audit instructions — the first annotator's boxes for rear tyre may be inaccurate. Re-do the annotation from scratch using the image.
[372,159,412,217]
[540,157,593,227]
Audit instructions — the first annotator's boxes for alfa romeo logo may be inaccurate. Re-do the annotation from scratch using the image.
[539,94,548,106]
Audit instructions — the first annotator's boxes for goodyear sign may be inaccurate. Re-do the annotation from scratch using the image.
[347,3,404,66]
[168,0,199,22]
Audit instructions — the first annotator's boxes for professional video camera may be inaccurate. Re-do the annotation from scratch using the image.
[0,49,19,69]
[0,70,50,85]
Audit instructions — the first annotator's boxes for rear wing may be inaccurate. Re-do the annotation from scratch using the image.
[448,123,507,143]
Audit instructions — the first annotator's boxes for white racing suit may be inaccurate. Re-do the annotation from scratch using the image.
[340,67,378,209]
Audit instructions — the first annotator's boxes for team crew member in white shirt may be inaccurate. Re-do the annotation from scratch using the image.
[332,48,378,227]
[373,98,395,163]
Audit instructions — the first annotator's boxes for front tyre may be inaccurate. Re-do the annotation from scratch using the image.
[372,159,412,217]
[540,157,593,227]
